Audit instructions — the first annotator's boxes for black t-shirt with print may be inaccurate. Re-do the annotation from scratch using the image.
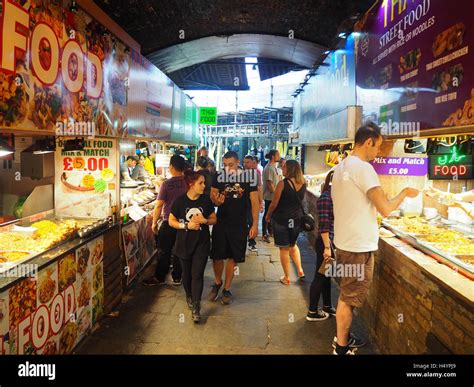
[211,169,258,226]
[170,193,215,260]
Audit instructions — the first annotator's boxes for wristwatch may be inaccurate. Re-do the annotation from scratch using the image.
[184,222,189,231]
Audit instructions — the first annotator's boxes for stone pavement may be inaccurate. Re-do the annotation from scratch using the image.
[75,234,379,354]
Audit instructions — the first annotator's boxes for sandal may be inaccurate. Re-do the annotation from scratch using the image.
[298,271,305,279]
[279,276,290,286]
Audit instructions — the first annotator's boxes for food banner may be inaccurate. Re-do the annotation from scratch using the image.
[54,137,118,218]
[0,0,130,136]
[123,214,156,286]
[371,156,428,176]
[127,52,174,139]
[356,0,474,132]
[0,235,104,355]
[122,221,139,285]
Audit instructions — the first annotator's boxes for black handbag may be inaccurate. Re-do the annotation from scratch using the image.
[287,179,315,232]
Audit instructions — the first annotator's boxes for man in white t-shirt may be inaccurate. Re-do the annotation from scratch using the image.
[331,122,419,355]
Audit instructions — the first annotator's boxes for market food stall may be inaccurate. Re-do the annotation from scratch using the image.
[0,1,198,355]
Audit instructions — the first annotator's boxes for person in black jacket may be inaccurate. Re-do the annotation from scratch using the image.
[168,170,217,323]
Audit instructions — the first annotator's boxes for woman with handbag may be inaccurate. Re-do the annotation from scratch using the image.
[306,170,337,321]
[265,160,307,285]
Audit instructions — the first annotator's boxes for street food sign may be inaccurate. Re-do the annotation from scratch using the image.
[199,107,217,125]
[428,147,473,180]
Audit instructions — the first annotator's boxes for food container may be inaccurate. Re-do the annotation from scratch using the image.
[423,207,438,219]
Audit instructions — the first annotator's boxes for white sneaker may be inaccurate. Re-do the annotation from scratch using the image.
[332,348,357,355]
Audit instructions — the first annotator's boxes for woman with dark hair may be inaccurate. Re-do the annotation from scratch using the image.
[306,170,336,321]
[196,156,212,197]
[168,170,217,323]
[265,159,306,285]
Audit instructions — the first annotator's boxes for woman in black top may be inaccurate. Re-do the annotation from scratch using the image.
[169,170,217,323]
[265,160,306,286]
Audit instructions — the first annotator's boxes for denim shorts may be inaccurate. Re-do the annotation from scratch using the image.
[271,219,301,247]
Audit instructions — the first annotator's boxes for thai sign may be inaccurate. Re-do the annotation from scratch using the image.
[356,0,474,132]
[0,0,130,136]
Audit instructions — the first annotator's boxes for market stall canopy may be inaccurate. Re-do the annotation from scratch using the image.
[94,0,375,88]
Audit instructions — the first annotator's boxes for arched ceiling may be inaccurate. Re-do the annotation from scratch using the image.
[95,0,375,88]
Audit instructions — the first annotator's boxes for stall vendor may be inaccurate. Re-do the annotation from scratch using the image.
[132,154,151,183]
[121,155,139,181]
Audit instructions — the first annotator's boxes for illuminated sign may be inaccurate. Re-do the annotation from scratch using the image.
[428,147,473,180]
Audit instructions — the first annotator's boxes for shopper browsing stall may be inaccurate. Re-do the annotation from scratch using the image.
[331,123,419,355]
[265,160,306,285]
[307,170,337,321]
[262,149,281,242]
[209,151,259,305]
[244,155,263,253]
[168,171,217,323]
[144,155,187,286]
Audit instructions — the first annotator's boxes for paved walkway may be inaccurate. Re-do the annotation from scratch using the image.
[76,235,378,354]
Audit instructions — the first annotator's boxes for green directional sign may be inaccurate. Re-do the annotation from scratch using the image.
[199,107,217,125]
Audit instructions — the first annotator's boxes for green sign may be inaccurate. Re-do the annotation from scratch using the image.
[199,107,217,125]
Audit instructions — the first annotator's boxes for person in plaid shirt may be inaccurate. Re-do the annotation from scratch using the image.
[307,170,336,321]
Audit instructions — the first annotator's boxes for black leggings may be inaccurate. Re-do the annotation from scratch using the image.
[262,200,273,236]
[309,236,332,311]
[155,221,182,282]
[179,255,208,303]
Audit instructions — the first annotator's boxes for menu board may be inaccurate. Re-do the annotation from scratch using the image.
[356,0,474,132]
[127,52,174,139]
[0,236,104,355]
[54,138,118,218]
[0,0,130,136]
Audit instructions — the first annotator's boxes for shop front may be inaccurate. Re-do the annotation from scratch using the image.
[294,0,474,354]
[0,1,198,355]
[353,0,474,354]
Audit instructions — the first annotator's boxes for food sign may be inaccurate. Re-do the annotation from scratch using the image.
[356,0,474,131]
[0,236,104,355]
[0,0,130,135]
[54,137,118,218]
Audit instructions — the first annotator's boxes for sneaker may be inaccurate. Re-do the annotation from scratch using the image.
[248,245,258,253]
[322,306,337,316]
[143,277,166,286]
[221,289,233,305]
[208,282,222,301]
[186,295,193,310]
[332,348,357,355]
[172,279,182,286]
[332,333,366,349]
[306,310,329,321]
[192,302,201,323]
[261,235,271,243]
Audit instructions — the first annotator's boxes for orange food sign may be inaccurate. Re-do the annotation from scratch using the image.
[1,1,102,98]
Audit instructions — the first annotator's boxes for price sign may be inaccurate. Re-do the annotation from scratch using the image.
[371,157,428,176]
